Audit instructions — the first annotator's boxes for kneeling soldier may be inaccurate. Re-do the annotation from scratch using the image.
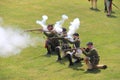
[54,28,70,61]
[44,24,59,55]
[66,33,83,66]
[81,42,107,71]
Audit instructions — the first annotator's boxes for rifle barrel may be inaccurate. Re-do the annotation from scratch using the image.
[25,29,43,32]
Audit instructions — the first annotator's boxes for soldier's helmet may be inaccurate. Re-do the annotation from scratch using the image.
[62,28,67,32]
[73,33,79,36]
[86,42,93,46]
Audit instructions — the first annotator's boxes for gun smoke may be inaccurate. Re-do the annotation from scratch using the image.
[54,14,68,33]
[36,15,48,31]
[67,18,80,40]
[36,14,68,34]
[0,19,39,57]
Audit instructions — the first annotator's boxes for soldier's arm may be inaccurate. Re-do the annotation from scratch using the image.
[85,49,98,57]
[43,31,50,37]
[51,37,64,40]
[64,48,76,53]
[82,50,88,56]
[90,49,99,57]
[67,39,79,44]
[43,31,57,37]
[43,31,55,37]
[82,48,94,57]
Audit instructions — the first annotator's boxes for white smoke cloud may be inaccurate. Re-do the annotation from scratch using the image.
[36,15,48,31]
[0,18,40,57]
[54,14,68,33]
[67,18,80,41]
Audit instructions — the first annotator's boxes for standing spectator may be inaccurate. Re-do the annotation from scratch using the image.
[88,0,98,9]
[105,0,112,16]
[104,0,107,12]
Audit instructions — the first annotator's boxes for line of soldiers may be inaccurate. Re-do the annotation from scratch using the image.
[26,24,107,71]
[42,25,83,66]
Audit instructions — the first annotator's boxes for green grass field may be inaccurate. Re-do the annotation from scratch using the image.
[0,0,120,80]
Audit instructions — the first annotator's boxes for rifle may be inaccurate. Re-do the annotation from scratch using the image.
[64,48,77,53]
[50,37,65,40]
[80,47,90,52]
[24,28,43,32]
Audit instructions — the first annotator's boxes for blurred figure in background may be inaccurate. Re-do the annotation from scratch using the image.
[104,0,107,12]
[105,0,112,16]
[88,0,98,9]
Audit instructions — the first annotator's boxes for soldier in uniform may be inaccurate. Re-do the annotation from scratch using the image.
[65,33,83,66]
[44,24,60,55]
[53,28,70,61]
[81,42,107,71]
[25,24,60,56]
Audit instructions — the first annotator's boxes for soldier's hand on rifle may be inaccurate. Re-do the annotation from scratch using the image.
[50,30,56,33]
[72,49,77,54]
[81,48,85,52]
[25,28,43,32]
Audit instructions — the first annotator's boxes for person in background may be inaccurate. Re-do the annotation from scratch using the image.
[104,0,107,12]
[88,0,98,9]
[105,0,112,16]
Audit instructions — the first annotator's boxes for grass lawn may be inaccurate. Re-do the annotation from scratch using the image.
[0,0,120,80]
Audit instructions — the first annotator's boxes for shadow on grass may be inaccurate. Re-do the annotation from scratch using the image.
[56,57,68,65]
[90,8,101,12]
[32,55,46,59]
[30,51,58,59]
[45,61,56,66]
[84,69,101,74]
[55,67,68,72]
[111,11,116,14]
[107,15,117,18]
[56,57,85,71]
[30,54,51,60]
[69,63,84,71]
